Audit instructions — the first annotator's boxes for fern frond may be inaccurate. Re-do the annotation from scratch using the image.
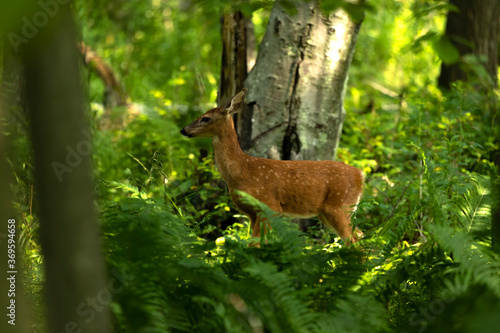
[450,172,491,233]
[314,294,389,333]
[244,261,321,333]
[103,180,149,200]
[234,190,307,255]
[431,224,500,297]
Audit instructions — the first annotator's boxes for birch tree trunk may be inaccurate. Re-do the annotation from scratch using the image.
[242,1,362,161]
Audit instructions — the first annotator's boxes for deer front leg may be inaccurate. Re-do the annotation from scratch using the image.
[232,201,261,246]
[250,213,272,235]
[251,215,261,238]
[231,192,261,245]
[248,214,273,247]
[247,214,261,248]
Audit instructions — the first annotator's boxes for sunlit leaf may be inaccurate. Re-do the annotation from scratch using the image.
[432,35,460,65]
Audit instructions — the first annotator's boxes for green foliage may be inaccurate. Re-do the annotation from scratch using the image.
[101,194,389,332]
[6,0,499,332]
[99,160,500,332]
[76,0,222,105]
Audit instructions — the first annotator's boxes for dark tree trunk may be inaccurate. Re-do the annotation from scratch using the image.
[217,11,251,142]
[242,1,362,161]
[438,0,500,88]
[217,11,248,106]
[17,3,111,333]
[437,1,500,250]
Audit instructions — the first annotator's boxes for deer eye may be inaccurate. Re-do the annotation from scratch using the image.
[200,117,210,123]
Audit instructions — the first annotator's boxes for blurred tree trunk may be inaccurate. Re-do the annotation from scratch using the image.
[0,41,32,333]
[18,3,111,333]
[242,1,362,160]
[1,2,36,330]
[438,0,500,88]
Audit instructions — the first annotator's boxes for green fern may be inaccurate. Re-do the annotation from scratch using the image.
[451,173,492,233]
[431,224,500,297]
[99,163,499,333]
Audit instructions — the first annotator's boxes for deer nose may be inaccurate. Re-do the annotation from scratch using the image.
[180,128,191,137]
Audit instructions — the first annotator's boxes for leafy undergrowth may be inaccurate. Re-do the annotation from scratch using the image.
[15,79,499,332]
[10,1,500,331]
[101,164,500,332]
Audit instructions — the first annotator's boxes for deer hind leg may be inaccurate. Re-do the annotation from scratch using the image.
[318,206,363,244]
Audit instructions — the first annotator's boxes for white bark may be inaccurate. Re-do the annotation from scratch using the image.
[242,1,361,161]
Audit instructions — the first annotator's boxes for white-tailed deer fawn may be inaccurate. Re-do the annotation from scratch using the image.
[181,89,364,243]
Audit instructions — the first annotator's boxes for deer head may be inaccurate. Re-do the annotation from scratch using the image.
[180,88,247,138]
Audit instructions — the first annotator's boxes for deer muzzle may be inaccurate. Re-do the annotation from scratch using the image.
[180,128,193,138]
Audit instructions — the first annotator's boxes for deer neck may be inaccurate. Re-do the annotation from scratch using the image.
[212,121,246,188]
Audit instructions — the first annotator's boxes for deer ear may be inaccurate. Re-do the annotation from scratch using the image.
[226,88,248,115]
